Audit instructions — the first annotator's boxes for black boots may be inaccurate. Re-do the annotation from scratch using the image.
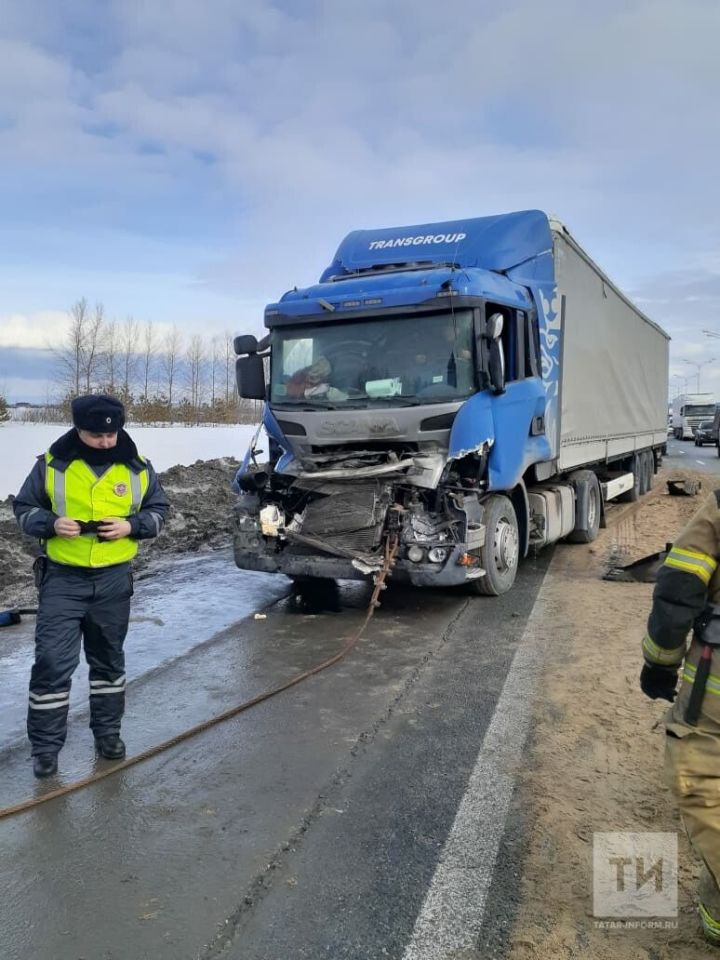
[31,736,125,777]
[33,754,58,778]
[95,734,126,760]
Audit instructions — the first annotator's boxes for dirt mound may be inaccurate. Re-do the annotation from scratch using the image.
[0,457,240,608]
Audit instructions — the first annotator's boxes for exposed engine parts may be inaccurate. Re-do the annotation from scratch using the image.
[234,445,489,579]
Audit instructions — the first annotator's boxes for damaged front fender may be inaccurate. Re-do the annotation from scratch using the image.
[448,392,495,462]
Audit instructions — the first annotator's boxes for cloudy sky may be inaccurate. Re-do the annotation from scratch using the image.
[1,0,719,401]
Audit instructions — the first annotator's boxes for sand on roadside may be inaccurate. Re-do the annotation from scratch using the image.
[506,469,717,959]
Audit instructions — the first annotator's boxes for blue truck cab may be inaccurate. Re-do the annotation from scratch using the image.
[233,210,668,595]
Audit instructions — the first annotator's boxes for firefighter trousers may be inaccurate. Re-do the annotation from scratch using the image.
[665,646,720,937]
[28,560,133,756]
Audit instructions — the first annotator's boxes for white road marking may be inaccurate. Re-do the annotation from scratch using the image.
[401,597,550,960]
[697,460,704,465]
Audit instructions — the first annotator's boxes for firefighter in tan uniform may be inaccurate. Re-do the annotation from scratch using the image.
[642,489,720,944]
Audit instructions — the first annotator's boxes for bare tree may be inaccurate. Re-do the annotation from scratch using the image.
[82,302,104,393]
[162,325,183,408]
[54,297,89,397]
[209,335,219,410]
[120,315,140,399]
[141,320,157,400]
[102,319,119,394]
[185,334,207,413]
[224,331,234,404]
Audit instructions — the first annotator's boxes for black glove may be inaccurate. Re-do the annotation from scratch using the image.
[640,663,678,702]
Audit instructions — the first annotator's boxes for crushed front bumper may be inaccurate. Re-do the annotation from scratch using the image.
[234,539,481,587]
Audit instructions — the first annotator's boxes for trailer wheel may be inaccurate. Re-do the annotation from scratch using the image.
[638,451,652,496]
[471,495,519,596]
[643,450,654,492]
[566,470,602,544]
[620,454,641,502]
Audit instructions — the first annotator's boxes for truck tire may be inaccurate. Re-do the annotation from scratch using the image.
[567,470,601,544]
[291,576,340,612]
[638,451,652,496]
[620,454,641,502]
[471,495,519,596]
[643,450,654,492]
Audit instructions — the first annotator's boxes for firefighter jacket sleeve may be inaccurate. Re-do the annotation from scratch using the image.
[126,461,170,540]
[13,458,58,539]
[643,492,720,668]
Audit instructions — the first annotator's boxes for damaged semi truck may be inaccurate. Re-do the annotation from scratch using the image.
[233,210,669,595]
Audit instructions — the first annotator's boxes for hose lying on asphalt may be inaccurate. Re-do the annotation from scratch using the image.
[0,536,399,821]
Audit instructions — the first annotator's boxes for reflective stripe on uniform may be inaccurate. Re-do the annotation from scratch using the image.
[89,675,126,695]
[642,633,685,666]
[52,466,67,517]
[700,902,720,943]
[19,506,41,532]
[29,690,70,711]
[663,547,718,585]
[29,690,70,703]
[683,661,720,696]
[129,471,143,513]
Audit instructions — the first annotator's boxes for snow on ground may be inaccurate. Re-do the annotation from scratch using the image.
[0,422,261,498]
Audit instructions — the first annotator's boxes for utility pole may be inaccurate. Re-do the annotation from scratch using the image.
[682,358,715,393]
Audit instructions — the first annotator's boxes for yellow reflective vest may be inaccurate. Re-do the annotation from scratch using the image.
[45,453,149,567]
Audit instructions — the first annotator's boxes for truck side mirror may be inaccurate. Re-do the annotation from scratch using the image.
[236,354,266,399]
[486,312,504,341]
[234,334,259,356]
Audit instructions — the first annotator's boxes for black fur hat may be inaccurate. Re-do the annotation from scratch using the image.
[71,394,125,432]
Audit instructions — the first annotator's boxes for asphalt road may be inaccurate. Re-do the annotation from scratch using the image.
[665,435,720,476]
[0,551,551,960]
[5,440,710,960]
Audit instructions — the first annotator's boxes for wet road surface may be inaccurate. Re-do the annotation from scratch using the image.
[1,548,550,960]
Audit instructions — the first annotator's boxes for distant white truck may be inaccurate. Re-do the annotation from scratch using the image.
[672,393,717,440]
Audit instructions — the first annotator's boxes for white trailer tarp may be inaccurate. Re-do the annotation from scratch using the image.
[553,226,669,472]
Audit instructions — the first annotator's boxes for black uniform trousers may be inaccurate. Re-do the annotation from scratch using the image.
[28,560,133,756]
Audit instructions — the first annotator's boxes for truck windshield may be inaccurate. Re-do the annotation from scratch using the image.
[685,405,716,417]
[269,309,476,407]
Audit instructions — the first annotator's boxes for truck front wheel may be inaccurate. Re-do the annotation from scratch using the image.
[471,495,519,596]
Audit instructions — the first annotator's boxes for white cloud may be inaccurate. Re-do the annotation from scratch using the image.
[0,0,719,366]
[0,312,70,349]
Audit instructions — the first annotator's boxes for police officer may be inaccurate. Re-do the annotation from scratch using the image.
[13,395,169,778]
[641,489,720,944]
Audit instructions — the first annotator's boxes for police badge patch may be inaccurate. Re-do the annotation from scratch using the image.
[113,482,128,497]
